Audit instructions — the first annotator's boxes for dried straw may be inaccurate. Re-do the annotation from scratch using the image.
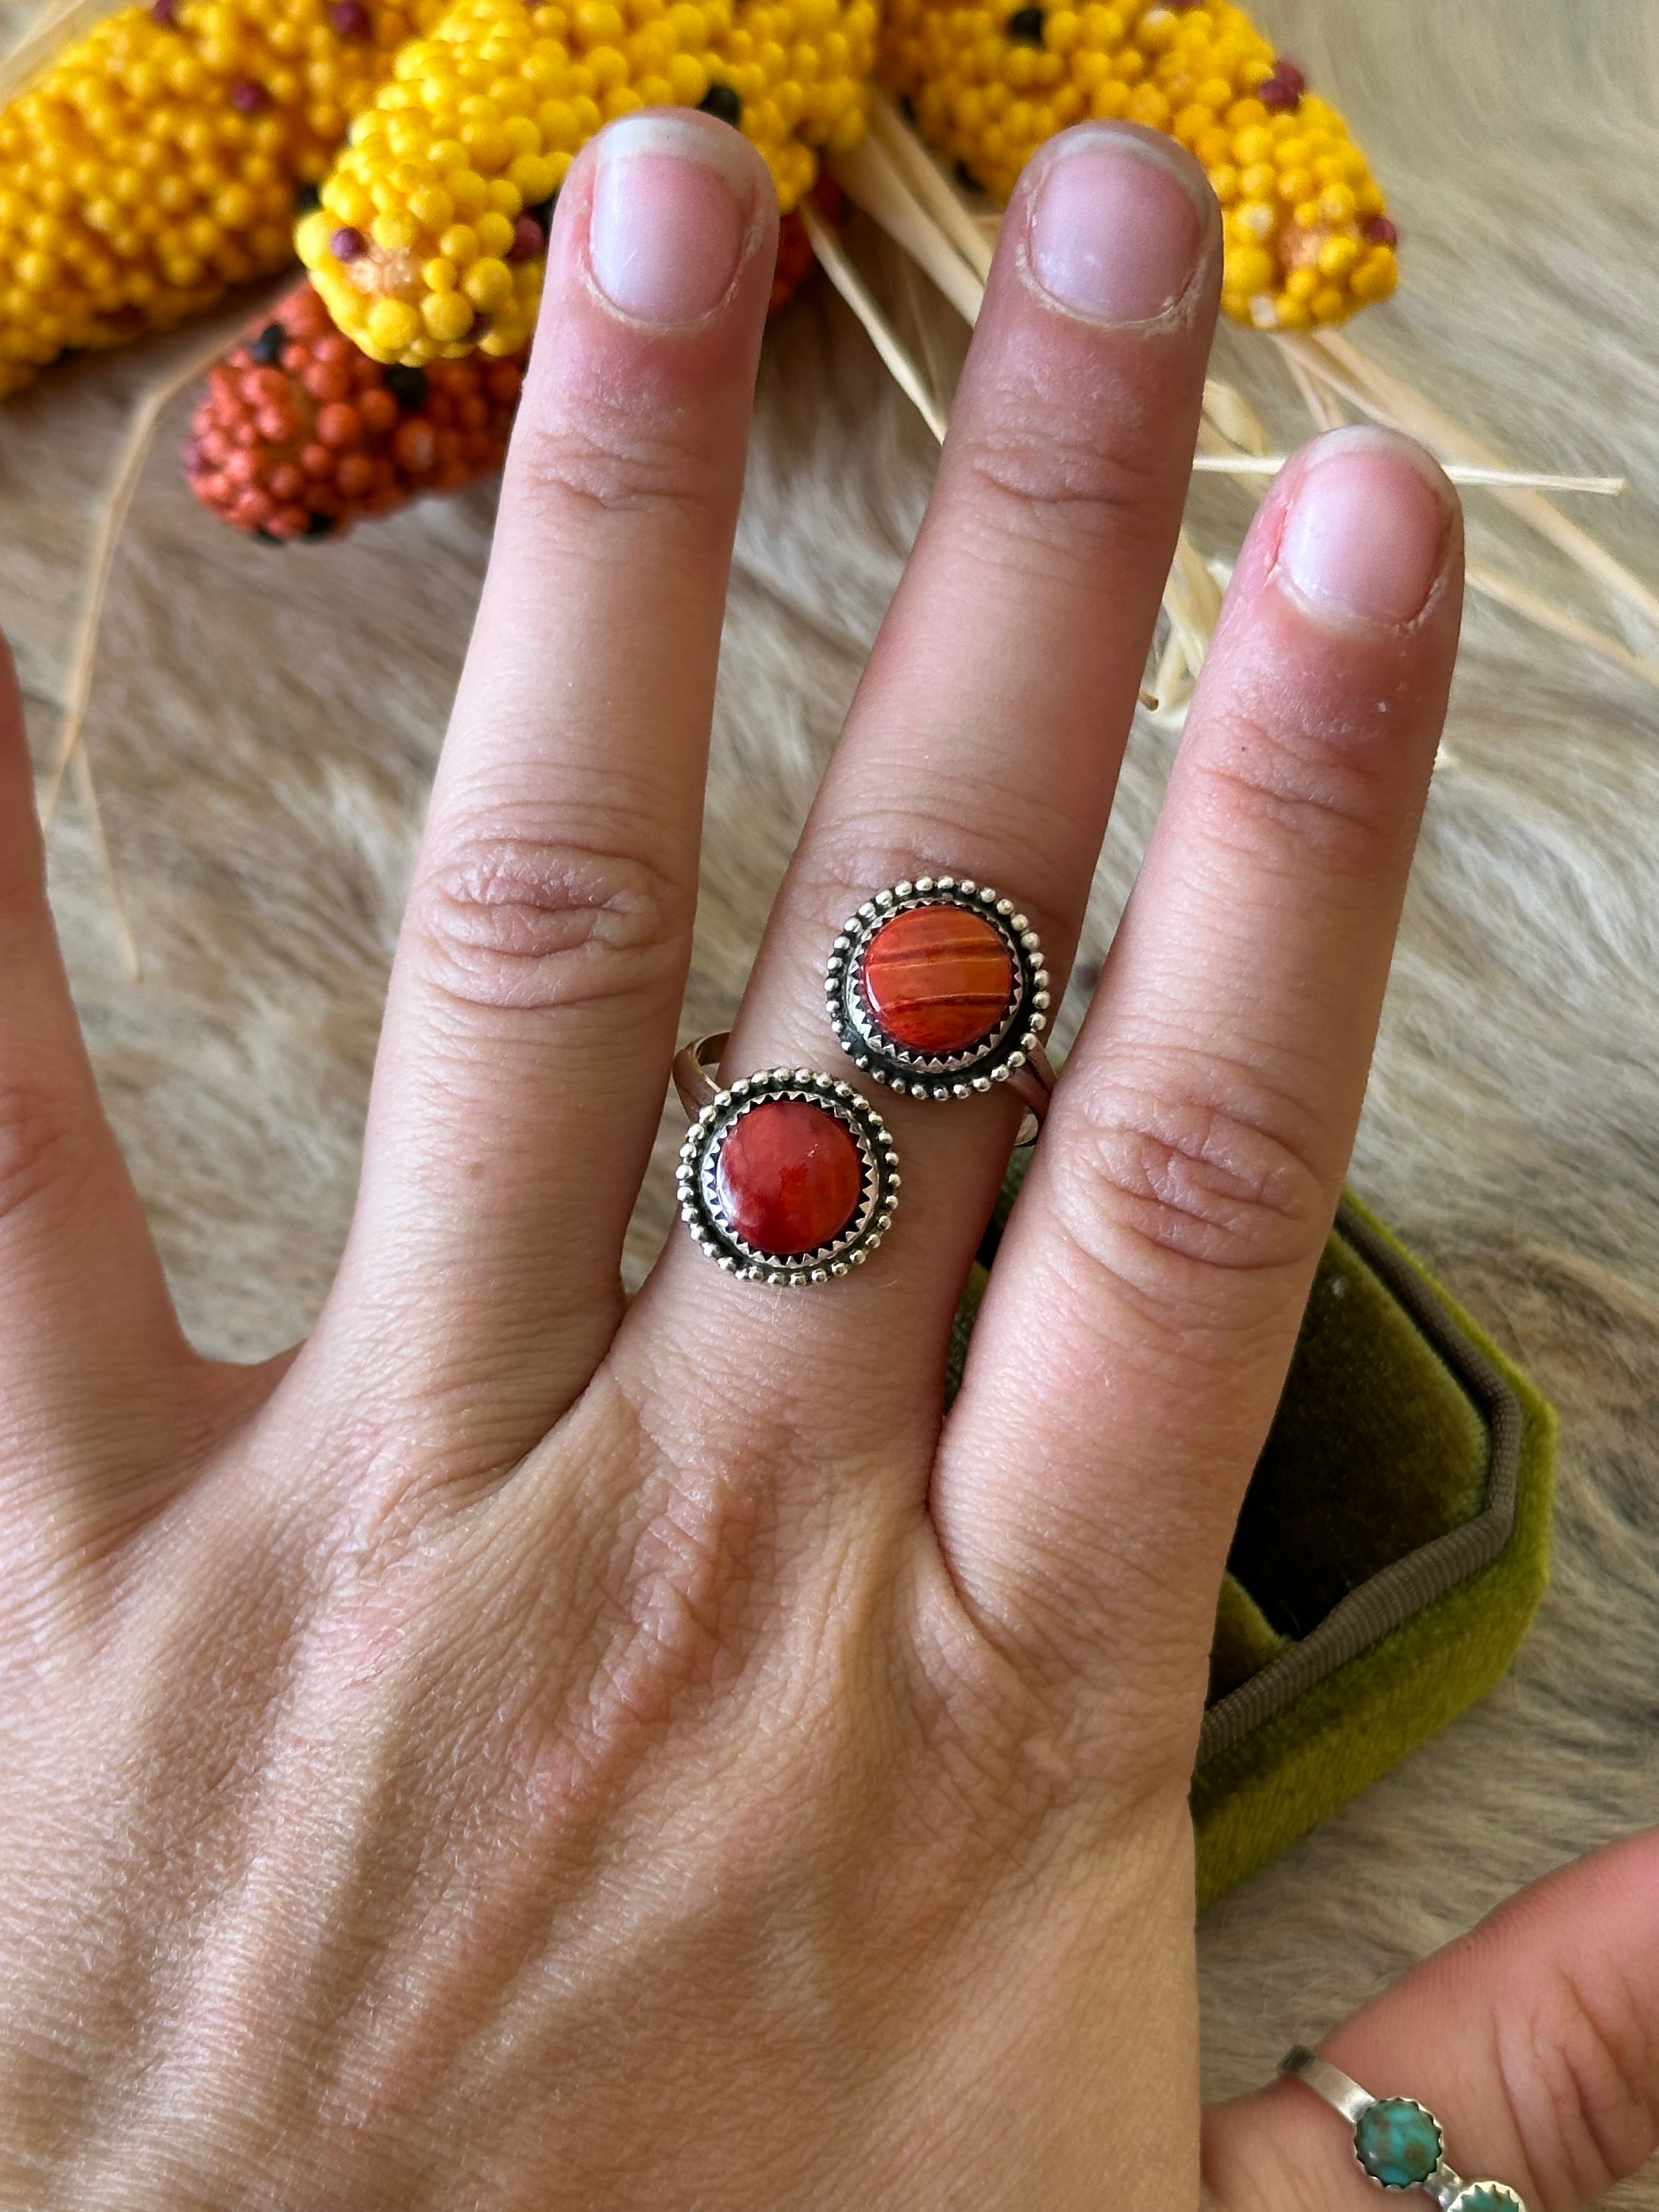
[0,0,122,100]
[800,199,948,439]
[827,109,1656,715]
[1190,454,1623,492]
[43,314,258,830]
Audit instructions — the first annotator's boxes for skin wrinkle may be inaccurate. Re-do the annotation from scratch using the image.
[0,1081,88,1232]
[507,402,739,530]
[939,359,1200,586]
[1076,1025,1331,1158]
[1040,1086,1328,1295]
[787,806,1076,964]
[1498,1957,1658,2205]
[1187,728,1414,860]
[411,836,690,1018]
[434,759,704,831]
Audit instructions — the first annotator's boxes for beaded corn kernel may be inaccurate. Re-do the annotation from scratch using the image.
[298,0,877,364]
[881,0,1398,329]
[0,0,450,396]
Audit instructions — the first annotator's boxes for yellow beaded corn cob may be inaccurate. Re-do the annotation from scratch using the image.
[881,0,1398,330]
[0,0,448,397]
[297,0,877,364]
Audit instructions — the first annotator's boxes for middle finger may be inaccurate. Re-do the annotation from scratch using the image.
[634,123,1221,1445]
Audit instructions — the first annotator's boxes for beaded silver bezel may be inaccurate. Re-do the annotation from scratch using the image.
[823,876,1049,1099]
[675,1068,900,1286]
[1442,2190,1527,2212]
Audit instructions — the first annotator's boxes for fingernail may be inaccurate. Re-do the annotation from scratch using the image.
[1279,427,1454,626]
[588,112,756,325]
[1026,126,1209,325]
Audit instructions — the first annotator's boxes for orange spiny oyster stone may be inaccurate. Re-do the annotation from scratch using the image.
[715,1100,864,1257]
[860,905,1015,1056]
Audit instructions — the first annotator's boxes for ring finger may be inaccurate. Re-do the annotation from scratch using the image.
[629,122,1222,1448]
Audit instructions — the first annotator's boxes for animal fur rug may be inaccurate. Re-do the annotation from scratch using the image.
[1,0,1656,2198]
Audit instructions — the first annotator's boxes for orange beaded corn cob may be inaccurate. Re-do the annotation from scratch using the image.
[881,0,1398,330]
[0,0,449,397]
[185,276,523,534]
[297,0,877,364]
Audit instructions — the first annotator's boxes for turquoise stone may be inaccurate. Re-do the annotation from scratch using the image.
[1446,2190,1525,2212]
[1354,2098,1444,2188]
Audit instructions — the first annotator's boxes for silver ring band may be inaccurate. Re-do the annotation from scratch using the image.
[1003,1043,1056,1149]
[673,1031,735,1118]
[679,1031,1054,1147]
[1280,2047,1528,2210]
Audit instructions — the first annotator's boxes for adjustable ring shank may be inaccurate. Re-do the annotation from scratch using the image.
[676,1032,1055,1146]
[1280,2046,1371,2124]
[673,1032,731,1118]
[1007,1041,1056,1147]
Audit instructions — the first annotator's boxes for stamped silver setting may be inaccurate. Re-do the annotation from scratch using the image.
[823,875,1049,1099]
[1279,2047,1531,2212]
[675,1068,900,1286]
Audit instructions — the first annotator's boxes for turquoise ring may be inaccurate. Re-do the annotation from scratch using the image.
[1279,2047,1528,2211]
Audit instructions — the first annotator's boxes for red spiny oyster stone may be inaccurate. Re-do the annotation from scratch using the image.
[860,905,1015,1056]
[714,1099,864,1257]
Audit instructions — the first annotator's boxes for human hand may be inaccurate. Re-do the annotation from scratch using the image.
[2,109,1654,2211]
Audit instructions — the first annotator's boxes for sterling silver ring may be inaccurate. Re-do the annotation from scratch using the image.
[672,1033,900,1286]
[1280,2047,1528,2210]
[822,876,1055,1146]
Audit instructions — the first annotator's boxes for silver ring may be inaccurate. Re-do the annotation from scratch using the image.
[822,875,1055,1147]
[672,1033,900,1286]
[1280,2047,1528,2210]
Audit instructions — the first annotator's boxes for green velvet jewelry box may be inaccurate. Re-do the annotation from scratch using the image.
[951,1186,1556,1906]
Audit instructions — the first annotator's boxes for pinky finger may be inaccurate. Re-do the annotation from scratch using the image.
[1204,1827,1659,2212]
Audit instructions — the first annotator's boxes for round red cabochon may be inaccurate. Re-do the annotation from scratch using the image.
[714,1098,864,1257]
[860,906,1015,1057]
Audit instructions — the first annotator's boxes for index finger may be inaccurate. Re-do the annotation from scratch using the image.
[315,112,778,1463]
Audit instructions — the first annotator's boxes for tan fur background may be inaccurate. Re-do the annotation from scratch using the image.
[2,0,1657,2197]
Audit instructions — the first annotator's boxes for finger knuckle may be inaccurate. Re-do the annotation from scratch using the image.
[799,800,1066,947]
[512,393,727,533]
[958,411,1170,576]
[413,827,689,1015]
[1190,702,1408,872]
[1052,1054,1329,1303]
